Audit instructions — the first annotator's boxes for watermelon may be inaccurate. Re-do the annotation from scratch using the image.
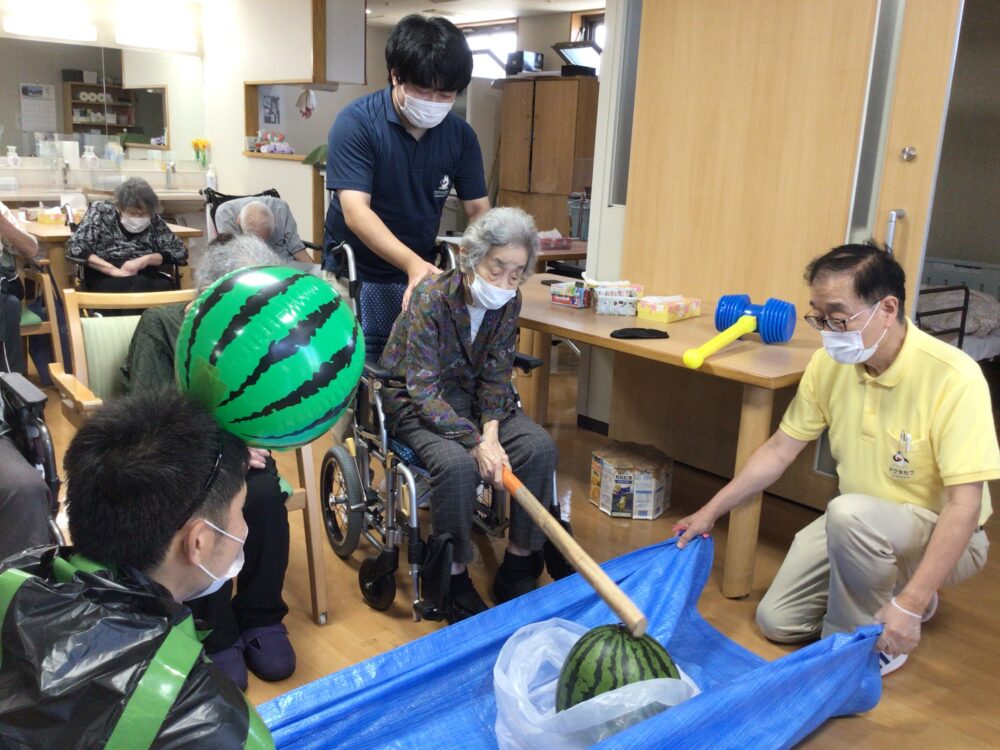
[555,623,680,711]
[176,265,364,449]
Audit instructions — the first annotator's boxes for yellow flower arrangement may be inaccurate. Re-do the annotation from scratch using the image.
[191,138,210,167]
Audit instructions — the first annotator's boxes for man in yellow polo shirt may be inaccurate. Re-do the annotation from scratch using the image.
[676,243,999,676]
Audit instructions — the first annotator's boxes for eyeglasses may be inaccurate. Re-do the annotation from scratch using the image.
[803,301,879,333]
[175,443,224,530]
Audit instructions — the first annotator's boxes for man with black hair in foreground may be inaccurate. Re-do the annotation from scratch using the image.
[675,243,999,676]
[0,391,274,748]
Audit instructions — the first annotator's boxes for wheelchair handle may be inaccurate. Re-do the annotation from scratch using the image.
[502,467,648,638]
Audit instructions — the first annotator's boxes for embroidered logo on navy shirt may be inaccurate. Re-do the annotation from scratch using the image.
[433,175,452,199]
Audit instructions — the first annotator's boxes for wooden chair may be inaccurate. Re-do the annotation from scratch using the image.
[16,257,63,370]
[49,288,330,625]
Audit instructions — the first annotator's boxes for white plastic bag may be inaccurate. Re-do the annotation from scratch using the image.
[494,618,700,750]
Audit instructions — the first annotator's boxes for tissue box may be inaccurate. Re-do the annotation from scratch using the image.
[637,296,702,323]
[593,286,641,316]
[550,281,592,308]
[589,443,672,520]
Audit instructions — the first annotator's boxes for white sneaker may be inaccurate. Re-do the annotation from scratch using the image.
[878,651,908,676]
[922,592,939,623]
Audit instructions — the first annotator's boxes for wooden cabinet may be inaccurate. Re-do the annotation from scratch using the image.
[497,77,598,235]
[63,82,135,135]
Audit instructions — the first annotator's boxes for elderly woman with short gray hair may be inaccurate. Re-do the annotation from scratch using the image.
[68,177,187,293]
[380,206,558,624]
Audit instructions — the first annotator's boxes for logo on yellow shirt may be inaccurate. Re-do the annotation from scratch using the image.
[889,450,914,480]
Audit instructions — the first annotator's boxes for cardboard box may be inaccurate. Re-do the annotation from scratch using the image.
[589,442,672,520]
[637,295,701,323]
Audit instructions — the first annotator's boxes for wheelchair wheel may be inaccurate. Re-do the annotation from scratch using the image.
[359,556,396,611]
[320,445,363,559]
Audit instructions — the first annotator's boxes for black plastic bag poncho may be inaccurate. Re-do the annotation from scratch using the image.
[0,546,274,749]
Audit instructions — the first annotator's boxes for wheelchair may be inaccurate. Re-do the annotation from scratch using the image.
[0,372,65,546]
[318,243,563,621]
[200,186,323,258]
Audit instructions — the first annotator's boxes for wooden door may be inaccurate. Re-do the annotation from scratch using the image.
[871,0,964,312]
[498,80,534,193]
[610,0,964,509]
[621,0,879,311]
[530,79,580,196]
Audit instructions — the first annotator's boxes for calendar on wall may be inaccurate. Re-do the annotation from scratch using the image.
[19,83,57,133]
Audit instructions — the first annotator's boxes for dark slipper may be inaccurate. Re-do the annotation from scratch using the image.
[242,623,296,682]
[207,640,248,692]
[443,571,488,624]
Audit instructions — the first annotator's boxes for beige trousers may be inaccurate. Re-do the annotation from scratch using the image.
[756,493,990,642]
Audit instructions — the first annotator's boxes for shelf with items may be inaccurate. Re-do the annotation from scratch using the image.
[63,82,135,134]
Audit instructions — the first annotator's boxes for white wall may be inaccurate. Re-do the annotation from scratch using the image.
[203,0,381,243]
[122,49,205,161]
[517,13,573,71]
[254,25,390,158]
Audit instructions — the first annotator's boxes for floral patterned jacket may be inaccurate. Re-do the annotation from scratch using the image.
[380,268,520,448]
[68,201,188,266]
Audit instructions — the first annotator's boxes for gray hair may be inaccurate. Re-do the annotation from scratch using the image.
[194,234,283,291]
[113,177,159,215]
[459,207,539,277]
[238,201,276,240]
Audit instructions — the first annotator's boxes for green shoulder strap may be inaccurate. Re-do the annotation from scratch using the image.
[0,567,33,670]
[104,614,203,750]
[243,694,277,750]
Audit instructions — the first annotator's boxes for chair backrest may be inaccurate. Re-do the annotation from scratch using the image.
[63,288,196,399]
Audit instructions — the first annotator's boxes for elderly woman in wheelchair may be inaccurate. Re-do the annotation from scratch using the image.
[378,207,559,623]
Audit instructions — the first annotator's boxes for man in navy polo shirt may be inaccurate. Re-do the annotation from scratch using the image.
[323,14,490,359]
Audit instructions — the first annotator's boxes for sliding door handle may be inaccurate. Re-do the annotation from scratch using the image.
[886,209,906,254]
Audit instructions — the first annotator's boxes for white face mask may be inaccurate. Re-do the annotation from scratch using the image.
[469,271,517,311]
[190,519,246,599]
[398,84,453,129]
[820,301,888,365]
[121,215,151,233]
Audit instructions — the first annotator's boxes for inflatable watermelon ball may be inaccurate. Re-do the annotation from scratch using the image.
[555,623,680,712]
[176,265,364,449]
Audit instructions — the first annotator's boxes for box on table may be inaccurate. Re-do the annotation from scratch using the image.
[637,295,701,323]
[593,285,642,316]
[589,442,672,520]
[550,281,592,309]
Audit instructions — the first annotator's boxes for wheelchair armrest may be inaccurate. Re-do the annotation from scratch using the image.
[513,352,544,373]
[0,372,47,410]
[302,240,322,251]
[48,363,102,427]
[66,256,87,267]
[363,361,394,382]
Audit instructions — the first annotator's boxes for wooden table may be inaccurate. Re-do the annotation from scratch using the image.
[24,221,203,292]
[437,237,586,274]
[535,240,587,274]
[518,275,819,598]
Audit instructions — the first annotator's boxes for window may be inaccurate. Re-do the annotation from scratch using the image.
[581,13,606,49]
[462,21,518,80]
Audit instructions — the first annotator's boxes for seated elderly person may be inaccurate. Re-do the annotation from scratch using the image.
[68,177,187,293]
[214,196,313,265]
[120,233,296,691]
[380,207,558,623]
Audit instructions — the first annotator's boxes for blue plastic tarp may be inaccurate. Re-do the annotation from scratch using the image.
[260,537,882,749]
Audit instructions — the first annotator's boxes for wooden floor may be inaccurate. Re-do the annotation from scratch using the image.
[41,348,1000,749]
